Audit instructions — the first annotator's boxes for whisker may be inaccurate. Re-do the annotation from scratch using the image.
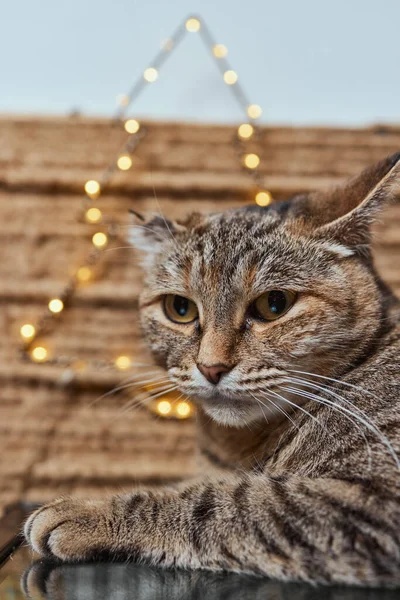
[289,369,382,402]
[261,393,299,430]
[121,376,172,391]
[281,384,376,471]
[119,223,170,239]
[251,392,298,430]
[110,384,178,421]
[127,383,178,405]
[261,388,331,438]
[257,401,270,426]
[248,392,270,426]
[131,223,171,241]
[287,375,399,469]
[102,245,138,253]
[112,384,179,421]
[160,391,191,419]
[288,375,380,424]
[118,368,167,386]
[114,373,170,391]
[152,204,176,246]
[90,376,171,407]
[148,167,179,250]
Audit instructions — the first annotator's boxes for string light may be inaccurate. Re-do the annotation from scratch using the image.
[243,153,260,169]
[84,180,101,198]
[76,266,92,283]
[247,104,262,119]
[213,44,228,58]
[223,70,238,85]
[115,355,131,370]
[238,123,254,139]
[124,119,140,134]
[20,324,36,340]
[186,17,201,32]
[117,155,132,170]
[48,298,64,314]
[21,15,272,426]
[143,67,158,83]
[117,94,129,107]
[255,190,272,207]
[162,38,174,51]
[92,232,108,249]
[157,400,172,415]
[85,207,102,224]
[175,401,191,418]
[31,346,48,363]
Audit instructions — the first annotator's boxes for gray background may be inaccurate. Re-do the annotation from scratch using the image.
[1,0,399,125]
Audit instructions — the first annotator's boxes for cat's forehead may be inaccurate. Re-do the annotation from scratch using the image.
[157,208,328,297]
[184,208,281,259]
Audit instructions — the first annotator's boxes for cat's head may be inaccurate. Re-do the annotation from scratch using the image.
[130,154,400,427]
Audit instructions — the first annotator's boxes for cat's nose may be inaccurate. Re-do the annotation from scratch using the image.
[197,363,232,385]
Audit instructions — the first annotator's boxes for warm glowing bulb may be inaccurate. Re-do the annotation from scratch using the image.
[238,123,254,139]
[213,44,228,58]
[143,67,158,83]
[48,298,64,313]
[115,355,131,370]
[76,266,92,282]
[157,400,172,415]
[117,94,129,107]
[92,232,108,249]
[223,70,238,85]
[186,17,201,32]
[176,401,191,418]
[20,323,36,340]
[84,180,101,198]
[117,155,132,170]
[243,153,260,169]
[247,104,262,119]
[85,207,102,224]
[31,346,48,362]
[255,190,272,207]
[124,119,140,134]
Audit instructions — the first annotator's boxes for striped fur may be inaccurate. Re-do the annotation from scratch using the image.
[25,154,400,586]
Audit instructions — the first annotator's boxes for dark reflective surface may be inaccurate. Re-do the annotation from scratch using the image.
[0,540,400,600]
[16,558,400,600]
[1,508,400,599]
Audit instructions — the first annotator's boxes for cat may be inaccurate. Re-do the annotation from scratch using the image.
[25,153,400,586]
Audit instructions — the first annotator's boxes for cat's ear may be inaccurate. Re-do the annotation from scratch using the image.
[128,213,184,267]
[291,153,400,254]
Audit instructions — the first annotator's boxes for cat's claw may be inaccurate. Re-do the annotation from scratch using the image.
[24,498,110,561]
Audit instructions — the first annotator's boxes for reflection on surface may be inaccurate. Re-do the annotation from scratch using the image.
[20,560,400,600]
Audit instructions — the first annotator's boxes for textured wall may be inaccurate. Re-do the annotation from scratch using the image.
[0,116,399,514]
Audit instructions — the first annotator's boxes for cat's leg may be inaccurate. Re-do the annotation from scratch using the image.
[24,473,400,585]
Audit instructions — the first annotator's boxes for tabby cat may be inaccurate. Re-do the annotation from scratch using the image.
[25,154,400,586]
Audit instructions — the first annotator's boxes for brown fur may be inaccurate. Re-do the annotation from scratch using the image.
[25,154,400,586]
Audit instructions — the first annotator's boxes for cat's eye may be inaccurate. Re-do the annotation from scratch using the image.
[163,295,199,324]
[250,290,296,321]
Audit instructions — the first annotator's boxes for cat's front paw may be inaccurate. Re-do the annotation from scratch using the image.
[24,498,112,562]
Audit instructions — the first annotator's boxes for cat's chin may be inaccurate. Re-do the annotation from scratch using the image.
[200,397,267,428]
